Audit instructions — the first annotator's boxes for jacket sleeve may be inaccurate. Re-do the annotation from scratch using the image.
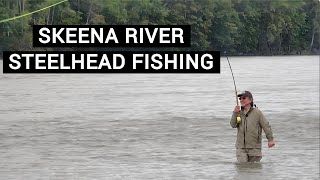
[230,112,238,128]
[259,111,274,141]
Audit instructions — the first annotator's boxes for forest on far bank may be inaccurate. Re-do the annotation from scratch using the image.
[0,0,319,56]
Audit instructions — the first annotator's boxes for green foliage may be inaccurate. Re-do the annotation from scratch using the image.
[0,0,319,55]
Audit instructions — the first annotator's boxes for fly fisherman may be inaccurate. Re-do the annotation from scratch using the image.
[230,91,275,162]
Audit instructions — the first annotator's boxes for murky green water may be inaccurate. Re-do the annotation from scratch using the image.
[0,56,319,179]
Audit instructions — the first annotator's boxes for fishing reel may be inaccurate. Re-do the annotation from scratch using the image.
[237,116,241,123]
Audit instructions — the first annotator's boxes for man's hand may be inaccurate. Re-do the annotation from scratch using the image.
[268,140,275,148]
[234,106,240,113]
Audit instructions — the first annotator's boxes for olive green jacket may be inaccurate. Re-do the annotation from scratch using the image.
[230,107,274,148]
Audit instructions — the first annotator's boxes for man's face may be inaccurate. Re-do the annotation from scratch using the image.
[239,96,252,107]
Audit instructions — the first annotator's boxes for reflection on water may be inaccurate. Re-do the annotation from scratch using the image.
[235,162,263,171]
[234,162,264,180]
[0,56,319,179]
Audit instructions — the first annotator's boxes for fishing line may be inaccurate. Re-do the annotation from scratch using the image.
[0,0,68,24]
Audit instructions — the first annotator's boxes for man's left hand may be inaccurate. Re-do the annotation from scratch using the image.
[268,140,275,148]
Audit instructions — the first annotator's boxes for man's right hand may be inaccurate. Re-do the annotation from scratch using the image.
[234,105,240,113]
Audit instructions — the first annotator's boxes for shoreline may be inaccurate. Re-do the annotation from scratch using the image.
[1,51,319,59]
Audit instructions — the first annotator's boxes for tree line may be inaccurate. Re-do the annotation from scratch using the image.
[0,0,319,56]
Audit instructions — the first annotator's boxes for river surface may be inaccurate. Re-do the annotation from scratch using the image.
[0,56,319,179]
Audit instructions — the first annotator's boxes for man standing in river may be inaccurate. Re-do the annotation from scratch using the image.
[230,91,275,162]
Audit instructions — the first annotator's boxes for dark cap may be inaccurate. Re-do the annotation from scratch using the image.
[237,91,253,99]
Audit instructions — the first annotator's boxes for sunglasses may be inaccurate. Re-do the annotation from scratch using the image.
[239,97,248,100]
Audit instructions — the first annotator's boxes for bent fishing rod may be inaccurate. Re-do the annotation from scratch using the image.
[225,52,241,123]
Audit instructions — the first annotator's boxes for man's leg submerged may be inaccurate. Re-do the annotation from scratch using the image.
[248,156,262,162]
[236,148,248,162]
[248,148,262,162]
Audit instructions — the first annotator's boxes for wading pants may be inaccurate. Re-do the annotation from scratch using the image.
[236,148,262,162]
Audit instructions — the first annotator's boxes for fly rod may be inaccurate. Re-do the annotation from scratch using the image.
[225,52,241,123]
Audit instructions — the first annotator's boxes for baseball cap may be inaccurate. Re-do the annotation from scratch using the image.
[237,91,253,99]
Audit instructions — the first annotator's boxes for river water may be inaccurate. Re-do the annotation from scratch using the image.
[0,56,319,179]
